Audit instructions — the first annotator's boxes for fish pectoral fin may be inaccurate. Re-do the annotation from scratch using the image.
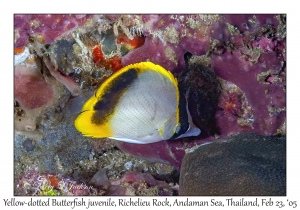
[158,115,177,139]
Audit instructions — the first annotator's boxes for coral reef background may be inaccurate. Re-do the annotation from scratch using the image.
[13,14,286,196]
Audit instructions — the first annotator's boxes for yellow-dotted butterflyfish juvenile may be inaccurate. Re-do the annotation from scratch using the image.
[74,62,201,144]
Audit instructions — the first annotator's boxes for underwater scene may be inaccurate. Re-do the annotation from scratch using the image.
[14,14,286,196]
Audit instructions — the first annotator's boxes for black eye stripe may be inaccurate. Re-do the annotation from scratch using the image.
[91,68,138,124]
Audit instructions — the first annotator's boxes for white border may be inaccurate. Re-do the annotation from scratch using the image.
[1,1,299,209]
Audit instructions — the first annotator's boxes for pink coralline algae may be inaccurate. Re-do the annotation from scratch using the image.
[122,15,213,72]
[212,51,285,135]
[122,37,184,71]
[252,37,275,52]
[14,55,56,132]
[14,14,91,48]
[15,63,54,110]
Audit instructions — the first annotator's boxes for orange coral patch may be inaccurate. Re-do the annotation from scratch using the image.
[48,176,60,189]
[14,47,25,55]
[117,35,145,49]
[92,45,104,63]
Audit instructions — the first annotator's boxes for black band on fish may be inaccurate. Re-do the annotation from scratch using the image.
[92,68,138,124]
[170,88,189,139]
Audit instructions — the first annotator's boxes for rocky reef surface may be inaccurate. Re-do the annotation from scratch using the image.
[14,14,286,195]
[179,133,286,196]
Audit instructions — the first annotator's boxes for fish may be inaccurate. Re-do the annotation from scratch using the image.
[74,61,200,144]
